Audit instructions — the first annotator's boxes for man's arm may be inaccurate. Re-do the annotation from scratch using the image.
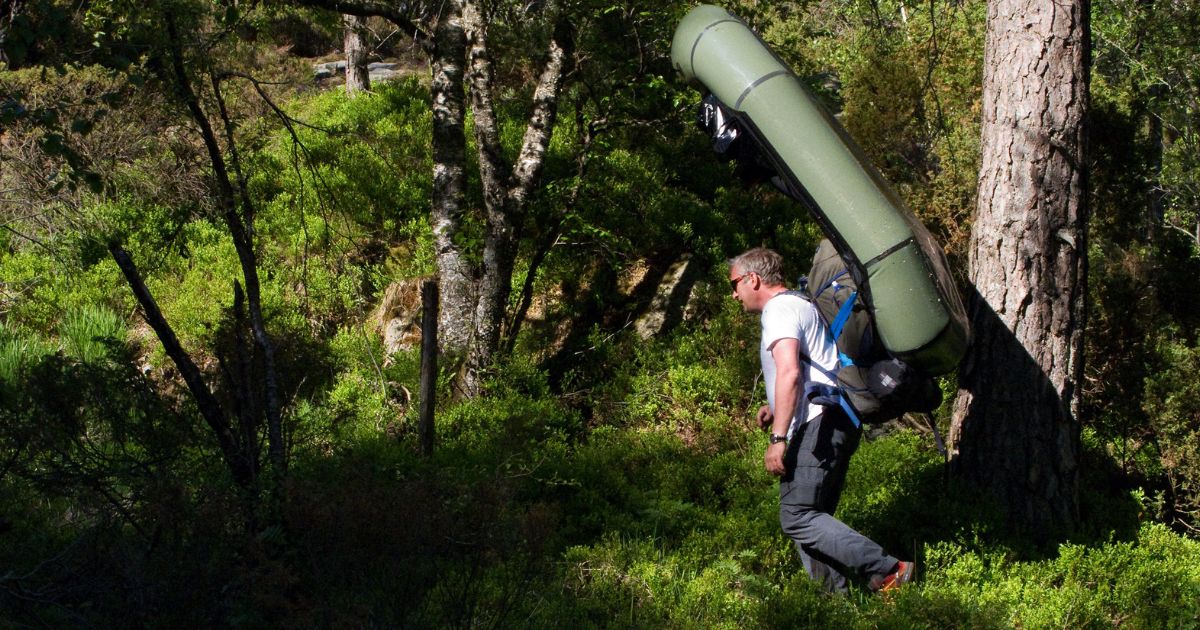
[765,337,801,476]
[757,404,773,429]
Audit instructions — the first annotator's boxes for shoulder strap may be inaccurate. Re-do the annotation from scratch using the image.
[789,321,864,430]
[813,268,850,299]
[829,289,858,344]
[772,289,864,427]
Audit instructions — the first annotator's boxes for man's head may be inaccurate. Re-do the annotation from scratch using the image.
[729,247,788,312]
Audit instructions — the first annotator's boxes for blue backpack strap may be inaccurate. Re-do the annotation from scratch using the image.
[839,396,862,429]
[829,289,857,341]
[813,269,849,300]
[803,382,863,429]
[810,271,857,362]
[799,355,864,429]
[829,289,858,369]
[789,289,865,429]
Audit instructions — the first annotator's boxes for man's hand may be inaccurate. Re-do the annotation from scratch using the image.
[764,441,787,476]
[756,405,773,430]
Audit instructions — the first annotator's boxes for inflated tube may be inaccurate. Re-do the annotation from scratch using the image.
[672,4,969,375]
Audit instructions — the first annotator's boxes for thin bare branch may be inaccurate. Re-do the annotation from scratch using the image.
[289,0,435,47]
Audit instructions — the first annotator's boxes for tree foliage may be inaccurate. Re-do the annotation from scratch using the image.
[1087,0,1200,533]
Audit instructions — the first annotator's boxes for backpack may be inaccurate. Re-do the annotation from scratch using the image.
[800,239,943,427]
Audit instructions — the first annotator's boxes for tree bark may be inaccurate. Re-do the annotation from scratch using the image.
[291,1,475,363]
[1146,83,1166,239]
[0,0,22,67]
[287,0,573,398]
[428,2,477,363]
[950,0,1089,534]
[165,10,285,474]
[208,75,287,475]
[459,2,570,395]
[344,14,372,94]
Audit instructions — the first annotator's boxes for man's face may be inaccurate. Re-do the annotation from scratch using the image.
[729,265,758,312]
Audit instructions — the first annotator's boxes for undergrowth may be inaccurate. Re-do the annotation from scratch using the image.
[3,77,1199,629]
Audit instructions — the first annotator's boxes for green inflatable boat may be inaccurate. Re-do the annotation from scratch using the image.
[672,4,969,375]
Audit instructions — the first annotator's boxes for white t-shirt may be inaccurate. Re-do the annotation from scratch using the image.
[760,292,840,438]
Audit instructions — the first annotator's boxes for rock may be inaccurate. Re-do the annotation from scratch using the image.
[634,255,696,339]
[313,60,411,84]
[313,60,346,81]
[372,277,427,357]
[383,317,418,356]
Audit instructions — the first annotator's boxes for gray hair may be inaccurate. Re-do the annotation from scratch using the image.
[730,247,786,286]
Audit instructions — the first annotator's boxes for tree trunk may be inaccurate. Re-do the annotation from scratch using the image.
[0,0,22,67]
[165,10,286,475]
[1146,83,1166,239]
[419,280,438,456]
[344,14,371,94]
[109,244,257,489]
[949,0,1089,534]
[428,2,476,362]
[459,2,570,395]
[205,75,287,476]
[286,0,572,398]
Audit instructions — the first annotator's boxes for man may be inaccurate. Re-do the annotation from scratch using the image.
[729,246,913,593]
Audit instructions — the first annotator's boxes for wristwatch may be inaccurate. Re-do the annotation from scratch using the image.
[768,433,788,445]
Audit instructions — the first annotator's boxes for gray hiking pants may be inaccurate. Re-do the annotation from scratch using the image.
[778,409,898,593]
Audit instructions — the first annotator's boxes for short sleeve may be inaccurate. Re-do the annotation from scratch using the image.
[760,296,802,353]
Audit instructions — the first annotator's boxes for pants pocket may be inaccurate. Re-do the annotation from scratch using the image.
[779,467,824,507]
[784,418,824,471]
[809,410,860,468]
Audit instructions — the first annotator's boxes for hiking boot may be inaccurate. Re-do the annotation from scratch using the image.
[873,560,915,592]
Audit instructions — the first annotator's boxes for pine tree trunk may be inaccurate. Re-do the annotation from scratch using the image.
[344,14,371,94]
[949,0,1089,534]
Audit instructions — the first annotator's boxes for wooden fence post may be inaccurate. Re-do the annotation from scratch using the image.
[419,280,438,456]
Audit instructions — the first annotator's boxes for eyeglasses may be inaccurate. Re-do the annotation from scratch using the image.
[729,273,752,291]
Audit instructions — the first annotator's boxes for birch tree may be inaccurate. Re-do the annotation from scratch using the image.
[296,0,573,396]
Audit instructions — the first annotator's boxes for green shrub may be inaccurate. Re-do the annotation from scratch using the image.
[915,522,1200,629]
[560,533,794,629]
[439,383,576,467]
[0,245,129,334]
[286,325,393,450]
[254,78,432,246]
